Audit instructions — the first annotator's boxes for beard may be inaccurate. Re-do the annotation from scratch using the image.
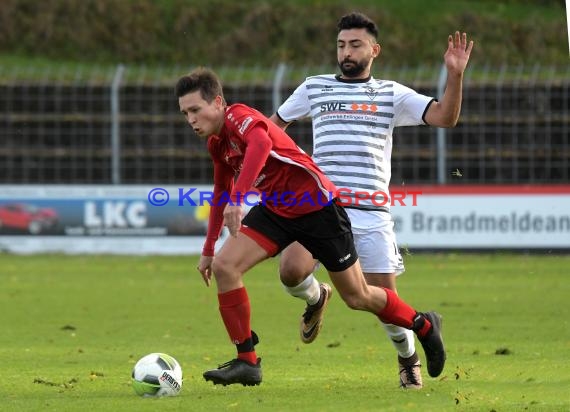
[338,58,367,78]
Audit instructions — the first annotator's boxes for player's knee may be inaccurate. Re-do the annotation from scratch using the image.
[279,260,310,287]
[211,256,235,279]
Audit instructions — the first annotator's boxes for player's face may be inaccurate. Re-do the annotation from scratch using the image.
[337,28,380,78]
[179,91,225,138]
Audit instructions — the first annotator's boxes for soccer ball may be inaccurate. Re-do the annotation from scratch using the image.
[131,353,183,397]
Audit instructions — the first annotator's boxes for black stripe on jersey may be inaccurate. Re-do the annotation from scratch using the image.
[314,130,387,140]
[317,160,385,173]
[315,139,385,151]
[326,170,383,180]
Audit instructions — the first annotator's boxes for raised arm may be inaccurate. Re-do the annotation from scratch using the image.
[424,31,474,128]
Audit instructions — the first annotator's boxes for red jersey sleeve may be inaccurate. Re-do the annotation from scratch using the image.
[230,124,272,203]
[203,138,234,256]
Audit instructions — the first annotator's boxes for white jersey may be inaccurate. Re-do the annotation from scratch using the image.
[277,74,433,227]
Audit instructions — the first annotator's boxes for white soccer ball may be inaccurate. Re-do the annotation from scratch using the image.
[132,353,183,397]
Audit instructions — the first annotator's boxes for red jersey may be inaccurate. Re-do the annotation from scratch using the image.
[202,103,337,255]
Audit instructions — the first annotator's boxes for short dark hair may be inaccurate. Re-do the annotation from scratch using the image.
[337,12,378,39]
[175,67,224,103]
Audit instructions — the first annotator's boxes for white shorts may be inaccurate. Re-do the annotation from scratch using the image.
[349,211,405,275]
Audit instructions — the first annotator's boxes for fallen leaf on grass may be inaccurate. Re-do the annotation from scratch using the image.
[34,377,78,389]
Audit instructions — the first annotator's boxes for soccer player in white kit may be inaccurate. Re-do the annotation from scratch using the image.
[270,12,473,388]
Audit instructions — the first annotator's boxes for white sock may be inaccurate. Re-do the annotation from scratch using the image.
[283,274,321,305]
[382,323,416,359]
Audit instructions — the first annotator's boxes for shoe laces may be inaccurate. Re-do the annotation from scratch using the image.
[400,364,421,386]
[217,359,239,369]
[302,291,325,323]
[302,306,316,323]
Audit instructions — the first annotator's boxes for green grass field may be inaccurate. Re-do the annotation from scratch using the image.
[2,253,569,411]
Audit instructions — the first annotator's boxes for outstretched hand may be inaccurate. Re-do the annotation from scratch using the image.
[444,31,474,76]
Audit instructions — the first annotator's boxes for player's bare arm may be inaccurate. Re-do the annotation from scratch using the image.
[268,113,290,130]
[424,31,474,128]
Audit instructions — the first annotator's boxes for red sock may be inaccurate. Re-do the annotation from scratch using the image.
[377,288,419,329]
[218,287,257,364]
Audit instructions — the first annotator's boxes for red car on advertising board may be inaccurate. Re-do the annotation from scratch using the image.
[0,203,58,234]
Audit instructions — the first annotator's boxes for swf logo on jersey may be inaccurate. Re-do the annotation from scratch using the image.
[320,101,378,112]
[147,188,422,207]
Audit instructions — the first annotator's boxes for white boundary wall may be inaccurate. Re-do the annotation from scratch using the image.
[392,185,570,249]
[0,185,568,254]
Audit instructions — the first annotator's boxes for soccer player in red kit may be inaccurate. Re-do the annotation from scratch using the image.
[176,67,445,386]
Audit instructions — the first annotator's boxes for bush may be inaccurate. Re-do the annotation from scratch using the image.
[0,0,566,66]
